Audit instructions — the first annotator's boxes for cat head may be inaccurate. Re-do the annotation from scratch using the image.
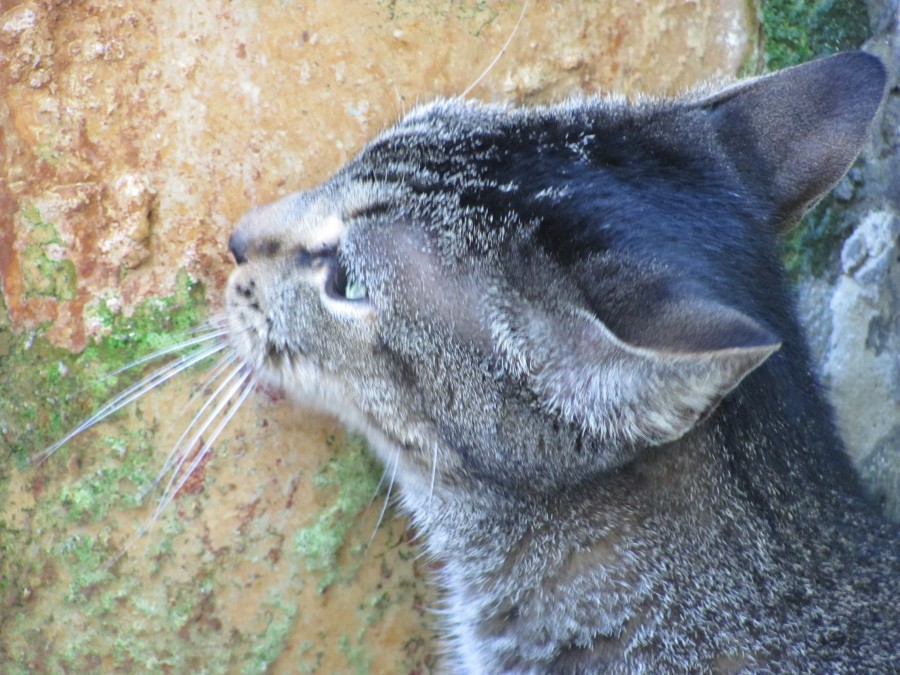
[225,52,885,498]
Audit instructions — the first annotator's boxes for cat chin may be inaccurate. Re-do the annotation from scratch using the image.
[275,372,446,507]
[278,380,438,504]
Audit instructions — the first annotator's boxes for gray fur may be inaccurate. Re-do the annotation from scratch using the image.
[225,53,898,672]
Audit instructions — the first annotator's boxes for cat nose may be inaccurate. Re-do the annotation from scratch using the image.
[229,230,250,265]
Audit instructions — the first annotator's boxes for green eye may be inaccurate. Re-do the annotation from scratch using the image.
[345,277,367,301]
[328,256,368,302]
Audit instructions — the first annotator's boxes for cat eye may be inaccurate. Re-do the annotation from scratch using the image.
[326,255,368,302]
[345,278,367,301]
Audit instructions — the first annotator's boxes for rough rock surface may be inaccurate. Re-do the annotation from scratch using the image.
[796,3,900,521]
[800,212,900,520]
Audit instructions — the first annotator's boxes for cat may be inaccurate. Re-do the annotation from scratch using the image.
[222,51,899,672]
[137,51,898,672]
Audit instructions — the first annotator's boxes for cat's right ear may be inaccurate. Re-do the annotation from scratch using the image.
[697,51,886,229]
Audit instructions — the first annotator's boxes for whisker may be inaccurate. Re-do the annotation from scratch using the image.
[369,448,400,549]
[80,315,227,391]
[150,365,247,505]
[100,370,254,572]
[33,342,227,465]
[190,313,228,330]
[91,328,228,386]
[367,454,393,510]
[50,324,226,423]
[459,0,529,99]
[428,442,438,516]
[186,351,240,407]
[179,316,264,408]
[151,370,255,523]
[140,359,245,503]
[100,525,147,572]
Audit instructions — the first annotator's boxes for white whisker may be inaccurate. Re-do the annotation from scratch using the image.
[140,360,246,503]
[186,351,240,407]
[100,526,146,572]
[94,328,228,385]
[367,455,393,510]
[151,369,254,523]
[101,369,254,572]
[459,0,529,99]
[369,448,400,549]
[428,442,438,516]
[53,325,226,419]
[33,342,226,465]
[179,318,263,408]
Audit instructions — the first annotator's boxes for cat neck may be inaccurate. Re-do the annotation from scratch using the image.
[399,426,785,672]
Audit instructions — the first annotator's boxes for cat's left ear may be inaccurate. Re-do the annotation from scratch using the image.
[489,281,780,449]
[698,51,887,228]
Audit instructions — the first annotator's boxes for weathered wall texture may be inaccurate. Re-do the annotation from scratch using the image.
[0,0,895,672]
[0,0,752,354]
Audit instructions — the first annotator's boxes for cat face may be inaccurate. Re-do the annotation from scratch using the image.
[225,99,773,498]
[225,53,886,501]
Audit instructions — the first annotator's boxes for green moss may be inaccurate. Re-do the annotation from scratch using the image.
[18,204,77,301]
[39,540,242,673]
[0,273,212,671]
[57,533,114,602]
[241,594,298,675]
[0,270,207,459]
[79,268,209,400]
[20,250,77,301]
[1,228,431,669]
[339,632,372,675]
[361,590,391,626]
[294,434,383,591]
[57,431,158,524]
[20,204,58,243]
[779,194,855,279]
[761,0,870,70]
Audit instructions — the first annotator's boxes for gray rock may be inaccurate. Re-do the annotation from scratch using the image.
[798,210,900,521]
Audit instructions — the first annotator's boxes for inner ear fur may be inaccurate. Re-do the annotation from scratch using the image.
[698,51,887,229]
[489,268,780,448]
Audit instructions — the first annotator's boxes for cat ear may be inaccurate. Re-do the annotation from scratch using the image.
[698,51,886,228]
[490,289,780,446]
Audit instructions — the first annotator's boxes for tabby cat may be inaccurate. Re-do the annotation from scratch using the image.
[228,52,895,671]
